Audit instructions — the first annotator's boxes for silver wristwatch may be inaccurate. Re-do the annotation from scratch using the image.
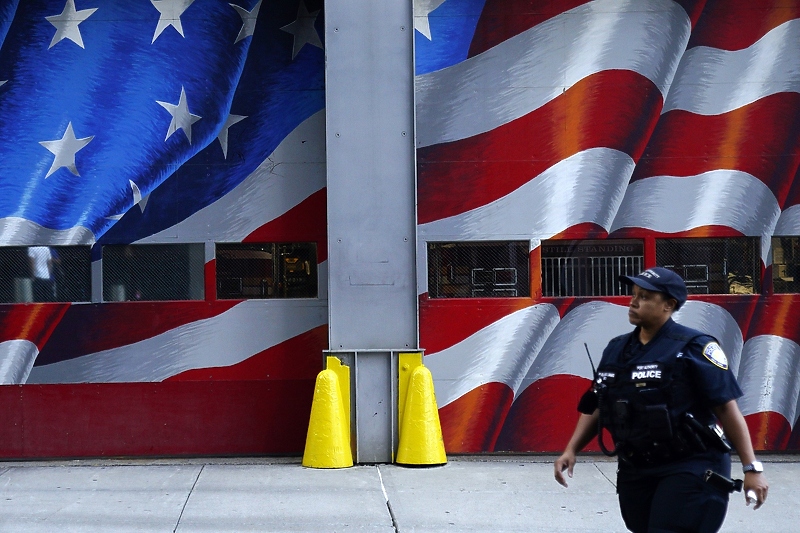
[742,461,763,474]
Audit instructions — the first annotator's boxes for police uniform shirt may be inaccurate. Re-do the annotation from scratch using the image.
[599,318,743,475]
[619,319,743,409]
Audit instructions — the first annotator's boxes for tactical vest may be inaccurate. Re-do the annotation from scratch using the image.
[596,324,713,467]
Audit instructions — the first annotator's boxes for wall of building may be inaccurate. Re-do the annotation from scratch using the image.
[0,0,799,458]
[0,0,327,457]
[415,0,800,453]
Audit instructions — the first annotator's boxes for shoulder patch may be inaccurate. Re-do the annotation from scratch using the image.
[702,342,728,370]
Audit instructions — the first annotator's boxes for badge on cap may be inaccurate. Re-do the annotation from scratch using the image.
[703,342,728,370]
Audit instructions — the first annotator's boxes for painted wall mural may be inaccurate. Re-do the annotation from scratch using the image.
[416,0,800,452]
[1,0,798,458]
[0,0,328,455]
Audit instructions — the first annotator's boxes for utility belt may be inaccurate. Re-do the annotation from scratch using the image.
[611,408,731,468]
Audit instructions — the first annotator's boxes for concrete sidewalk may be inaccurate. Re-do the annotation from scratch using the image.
[0,455,793,532]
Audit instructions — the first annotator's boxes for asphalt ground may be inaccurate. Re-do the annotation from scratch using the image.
[0,455,794,532]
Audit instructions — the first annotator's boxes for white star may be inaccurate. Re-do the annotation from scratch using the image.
[46,0,98,50]
[217,114,247,159]
[106,181,149,220]
[156,86,202,144]
[414,0,445,41]
[130,180,150,213]
[151,0,195,43]
[230,1,261,44]
[280,0,323,60]
[39,122,94,179]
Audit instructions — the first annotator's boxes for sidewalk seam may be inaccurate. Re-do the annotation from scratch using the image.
[173,464,204,533]
[377,465,400,533]
[593,462,616,489]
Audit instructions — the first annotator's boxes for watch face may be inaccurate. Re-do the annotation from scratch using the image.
[744,461,763,473]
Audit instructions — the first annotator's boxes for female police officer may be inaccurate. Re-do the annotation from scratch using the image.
[554,267,768,532]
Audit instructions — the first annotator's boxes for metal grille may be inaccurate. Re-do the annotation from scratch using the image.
[0,246,91,303]
[542,256,643,297]
[655,238,760,295]
[216,242,317,299]
[103,244,205,301]
[541,240,643,297]
[427,241,530,298]
[772,237,800,294]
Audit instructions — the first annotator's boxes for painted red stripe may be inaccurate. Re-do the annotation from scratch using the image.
[467,0,592,58]
[746,295,800,343]
[689,0,800,51]
[418,70,663,224]
[673,0,710,28]
[167,325,327,381]
[468,1,706,60]
[0,303,70,347]
[779,164,800,208]
[788,419,800,450]
[35,300,239,366]
[631,93,800,204]
[548,222,609,240]
[610,225,746,239]
[420,297,535,354]
[438,382,514,453]
[0,380,314,457]
[244,188,328,263]
[494,374,602,452]
[745,411,792,451]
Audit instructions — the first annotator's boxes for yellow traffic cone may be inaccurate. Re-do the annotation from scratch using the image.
[302,368,353,468]
[396,365,447,466]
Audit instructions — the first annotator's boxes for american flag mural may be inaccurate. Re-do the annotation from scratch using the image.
[0,0,327,394]
[416,0,800,452]
[1,0,799,458]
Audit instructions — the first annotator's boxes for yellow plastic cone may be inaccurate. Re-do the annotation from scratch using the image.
[396,365,447,466]
[302,368,353,468]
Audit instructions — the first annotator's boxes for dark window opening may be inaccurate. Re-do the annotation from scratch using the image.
[655,238,760,295]
[0,246,91,303]
[772,237,800,294]
[216,242,318,299]
[427,241,530,298]
[103,244,205,301]
[541,239,643,297]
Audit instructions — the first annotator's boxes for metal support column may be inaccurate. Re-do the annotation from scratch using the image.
[324,0,418,463]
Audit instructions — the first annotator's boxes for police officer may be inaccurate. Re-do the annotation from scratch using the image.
[554,267,769,532]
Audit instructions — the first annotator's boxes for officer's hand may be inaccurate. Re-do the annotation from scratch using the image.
[743,472,768,510]
[554,452,576,487]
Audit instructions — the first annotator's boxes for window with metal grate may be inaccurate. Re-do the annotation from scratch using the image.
[541,240,643,297]
[0,246,91,303]
[427,241,530,298]
[655,238,761,295]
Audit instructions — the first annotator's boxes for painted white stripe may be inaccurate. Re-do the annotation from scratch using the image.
[0,339,39,384]
[415,0,690,148]
[515,300,743,396]
[0,218,94,246]
[773,203,800,236]
[673,301,744,377]
[138,110,326,243]
[609,171,780,262]
[425,304,560,407]
[419,148,634,239]
[26,299,327,383]
[417,148,634,295]
[516,301,631,396]
[662,19,800,116]
[738,335,800,428]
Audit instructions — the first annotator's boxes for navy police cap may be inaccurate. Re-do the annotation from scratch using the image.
[619,267,688,310]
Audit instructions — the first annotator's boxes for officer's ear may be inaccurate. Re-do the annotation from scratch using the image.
[664,297,677,312]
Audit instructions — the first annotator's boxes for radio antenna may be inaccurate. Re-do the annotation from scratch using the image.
[583,342,596,376]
